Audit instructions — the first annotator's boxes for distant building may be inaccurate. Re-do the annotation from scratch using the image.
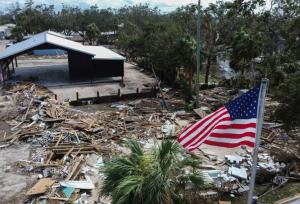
[67,31,85,43]
[0,24,16,40]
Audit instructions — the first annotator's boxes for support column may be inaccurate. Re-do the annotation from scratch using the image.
[12,58,15,73]
[15,57,18,68]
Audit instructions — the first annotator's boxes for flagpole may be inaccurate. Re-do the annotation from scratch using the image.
[247,78,269,204]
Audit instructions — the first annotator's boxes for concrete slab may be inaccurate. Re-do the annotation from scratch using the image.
[50,63,156,102]
[0,144,35,203]
[8,58,156,102]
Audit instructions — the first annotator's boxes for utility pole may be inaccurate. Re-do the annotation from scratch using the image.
[195,0,201,107]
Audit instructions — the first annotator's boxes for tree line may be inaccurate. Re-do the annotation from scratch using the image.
[1,0,300,129]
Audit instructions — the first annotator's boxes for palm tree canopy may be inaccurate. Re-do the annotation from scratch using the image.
[101,139,204,204]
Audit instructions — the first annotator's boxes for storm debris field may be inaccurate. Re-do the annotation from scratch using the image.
[0,82,300,204]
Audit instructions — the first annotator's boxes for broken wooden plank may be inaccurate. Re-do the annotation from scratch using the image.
[66,155,84,180]
[22,98,33,121]
[46,134,64,164]
[48,197,69,201]
[26,178,55,196]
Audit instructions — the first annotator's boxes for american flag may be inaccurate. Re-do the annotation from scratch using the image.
[178,85,261,151]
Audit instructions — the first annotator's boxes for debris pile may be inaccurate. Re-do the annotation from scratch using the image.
[198,87,236,111]
[1,83,192,146]
[0,82,299,203]
[193,87,300,200]
[199,145,292,199]
[0,83,194,203]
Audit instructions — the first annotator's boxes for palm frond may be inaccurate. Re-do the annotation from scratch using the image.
[124,139,144,156]
[114,175,144,204]
[156,139,181,174]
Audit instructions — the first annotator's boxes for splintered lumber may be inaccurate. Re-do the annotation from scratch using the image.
[33,164,60,168]
[22,98,33,121]
[49,197,69,201]
[47,143,99,155]
[26,178,55,196]
[0,129,42,143]
[9,129,22,144]
[67,155,84,180]
[46,134,64,164]
[11,121,24,131]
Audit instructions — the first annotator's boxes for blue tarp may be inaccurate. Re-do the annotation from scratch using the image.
[33,49,65,56]
[62,186,75,198]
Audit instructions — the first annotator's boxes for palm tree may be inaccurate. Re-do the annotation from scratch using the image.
[101,139,204,204]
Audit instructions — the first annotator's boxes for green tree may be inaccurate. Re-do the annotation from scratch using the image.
[202,4,221,85]
[174,37,197,100]
[11,25,24,42]
[101,139,204,204]
[230,27,262,74]
[85,23,100,45]
[274,72,300,129]
[57,5,83,35]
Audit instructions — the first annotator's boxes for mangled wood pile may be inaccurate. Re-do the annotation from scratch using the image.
[0,82,195,203]
[0,83,189,147]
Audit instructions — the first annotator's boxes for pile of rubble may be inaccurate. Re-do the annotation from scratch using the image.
[200,146,289,197]
[0,83,193,146]
[0,82,299,203]
[192,89,300,201]
[0,82,195,203]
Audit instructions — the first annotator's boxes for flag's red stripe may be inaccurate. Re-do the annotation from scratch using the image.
[209,132,256,139]
[182,113,229,148]
[183,116,231,148]
[193,140,255,149]
[214,123,256,130]
[178,107,225,143]
[178,107,225,142]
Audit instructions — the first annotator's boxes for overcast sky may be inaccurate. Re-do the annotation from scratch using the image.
[0,0,221,12]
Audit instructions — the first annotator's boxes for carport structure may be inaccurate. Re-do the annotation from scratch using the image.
[0,31,125,82]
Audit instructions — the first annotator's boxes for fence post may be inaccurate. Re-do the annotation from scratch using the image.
[76,92,79,102]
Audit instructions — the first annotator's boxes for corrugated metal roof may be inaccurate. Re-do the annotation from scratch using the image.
[0,31,125,61]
